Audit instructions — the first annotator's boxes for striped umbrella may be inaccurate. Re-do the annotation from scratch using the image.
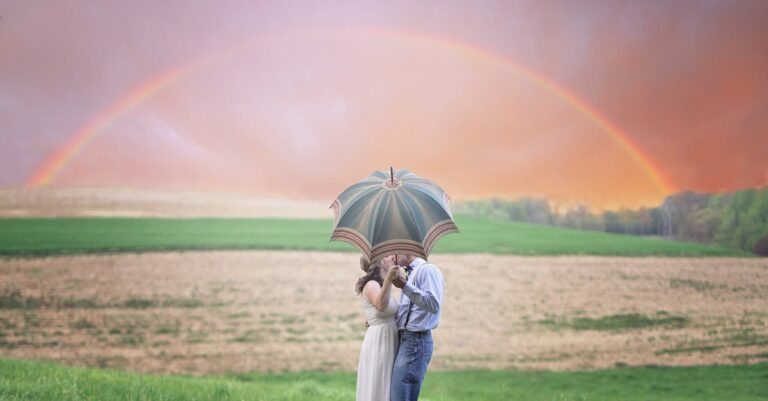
[330,168,458,263]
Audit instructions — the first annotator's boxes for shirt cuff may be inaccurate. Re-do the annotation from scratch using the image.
[402,282,418,298]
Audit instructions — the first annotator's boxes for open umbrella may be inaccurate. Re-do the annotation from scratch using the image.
[330,168,458,262]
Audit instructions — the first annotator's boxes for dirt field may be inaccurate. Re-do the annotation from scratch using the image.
[1,251,766,374]
[0,187,329,218]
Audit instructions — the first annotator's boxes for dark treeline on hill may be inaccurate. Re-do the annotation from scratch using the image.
[455,187,768,256]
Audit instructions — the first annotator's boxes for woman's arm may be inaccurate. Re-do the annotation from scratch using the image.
[363,275,393,312]
[376,270,394,310]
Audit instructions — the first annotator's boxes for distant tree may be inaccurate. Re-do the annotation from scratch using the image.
[687,208,722,243]
[524,198,553,225]
[660,192,711,240]
[455,188,767,255]
[716,188,768,250]
[494,197,553,225]
[753,235,768,257]
[603,211,622,233]
[560,204,587,230]
[649,207,664,236]
[635,207,660,236]
[600,208,655,235]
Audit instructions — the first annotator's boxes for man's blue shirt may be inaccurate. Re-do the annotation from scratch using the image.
[396,258,445,331]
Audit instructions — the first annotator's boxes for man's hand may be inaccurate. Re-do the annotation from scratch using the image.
[390,265,407,288]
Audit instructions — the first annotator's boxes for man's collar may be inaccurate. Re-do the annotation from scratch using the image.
[409,258,427,269]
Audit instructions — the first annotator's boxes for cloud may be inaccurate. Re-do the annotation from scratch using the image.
[2,1,766,207]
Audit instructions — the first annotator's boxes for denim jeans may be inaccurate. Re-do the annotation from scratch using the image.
[390,330,433,401]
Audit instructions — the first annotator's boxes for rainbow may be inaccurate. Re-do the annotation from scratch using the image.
[26,29,675,194]
[26,67,188,187]
[376,29,675,194]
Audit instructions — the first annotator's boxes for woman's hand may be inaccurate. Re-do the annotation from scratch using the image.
[388,265,407,288]
[387,265,400,280]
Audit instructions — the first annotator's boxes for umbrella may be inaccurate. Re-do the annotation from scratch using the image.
[330,168,458,262]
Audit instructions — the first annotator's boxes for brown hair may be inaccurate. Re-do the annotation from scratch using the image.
[355,257,384,294]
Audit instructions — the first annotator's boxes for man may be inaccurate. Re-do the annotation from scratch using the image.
[388,254,445,401]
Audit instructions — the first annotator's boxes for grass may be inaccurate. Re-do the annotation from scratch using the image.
[670,278,729,292]
[656,345,724,355]
[0,358,765,401]
[0,215,751,257]
[230,329,266,343]
[538,312,688,332]
[0,289,205,310]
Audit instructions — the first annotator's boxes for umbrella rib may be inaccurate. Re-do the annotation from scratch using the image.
[398,187,427,243]
[367,189,390,246]
[332,182,379,228]
[331,227,373,256]
[423,219,459,256]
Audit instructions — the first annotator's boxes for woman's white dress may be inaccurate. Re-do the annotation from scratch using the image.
[356,294,399,401]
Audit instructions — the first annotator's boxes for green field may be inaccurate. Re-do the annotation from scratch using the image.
[0,358,765,401]
[0,215,751,257]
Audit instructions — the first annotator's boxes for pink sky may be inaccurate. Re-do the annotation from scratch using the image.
[1,1,767,208]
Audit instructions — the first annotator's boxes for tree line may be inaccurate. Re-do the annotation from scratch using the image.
[455,187,768,255]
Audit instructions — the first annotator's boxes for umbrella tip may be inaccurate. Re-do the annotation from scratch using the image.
[390,166,394,183]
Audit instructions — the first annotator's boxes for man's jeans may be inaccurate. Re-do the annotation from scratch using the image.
[390,330,433,401]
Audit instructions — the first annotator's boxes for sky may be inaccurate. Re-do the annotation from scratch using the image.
[1,0,767,209]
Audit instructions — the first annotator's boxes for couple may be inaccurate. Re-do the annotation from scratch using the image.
[355,253,445,401]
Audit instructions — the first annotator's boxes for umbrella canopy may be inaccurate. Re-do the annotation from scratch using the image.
[330,168,458,263]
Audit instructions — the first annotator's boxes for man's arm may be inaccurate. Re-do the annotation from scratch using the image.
[402,265,443,314]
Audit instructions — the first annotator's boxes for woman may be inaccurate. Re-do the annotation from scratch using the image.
[355,255,399,401]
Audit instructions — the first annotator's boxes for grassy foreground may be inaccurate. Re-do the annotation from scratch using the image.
[0,359,766,401]
[0,215,750,257]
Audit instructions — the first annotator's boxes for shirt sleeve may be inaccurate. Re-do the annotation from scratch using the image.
[402,264,444,314]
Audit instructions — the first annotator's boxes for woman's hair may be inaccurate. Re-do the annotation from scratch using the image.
[356,256,384,294]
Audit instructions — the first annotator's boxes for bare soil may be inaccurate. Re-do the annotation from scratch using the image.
[1,251,766,374]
